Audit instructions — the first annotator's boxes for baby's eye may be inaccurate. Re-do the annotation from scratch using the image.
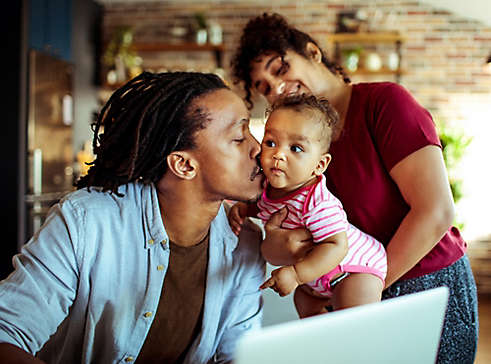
[290,145,303,153]
[263,140,276,148]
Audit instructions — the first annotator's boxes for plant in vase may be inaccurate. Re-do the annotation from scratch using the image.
[342,47,363,72]
[193,12,208,45]
[103,26,143,85]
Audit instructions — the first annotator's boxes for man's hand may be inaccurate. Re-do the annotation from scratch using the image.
[228,202,249,235]
[260,266,301,297]
[262,208,314,266]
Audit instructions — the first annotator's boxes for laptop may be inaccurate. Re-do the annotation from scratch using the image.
[235,286,449,364]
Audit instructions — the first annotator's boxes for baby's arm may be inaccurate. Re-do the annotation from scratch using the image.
[228,202,260,236]
[261,231,348,296]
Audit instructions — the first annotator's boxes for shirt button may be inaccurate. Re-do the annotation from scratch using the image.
[161,238,168,246]
[148,239,154,245]
[157,265,164,271]
[125,356,134,362]
[144,311,153,318]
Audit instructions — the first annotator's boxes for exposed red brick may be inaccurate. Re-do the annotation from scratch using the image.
[455,81,476,86]
[99,0,491,130]
[327,5,345,9]
[406,46,426,51]
[407,11,428,15]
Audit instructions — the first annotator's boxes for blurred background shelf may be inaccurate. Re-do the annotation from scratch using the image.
[345,67,407,76]
[327,32,405,43]
[327,32,405,82]
[132,42,225,68]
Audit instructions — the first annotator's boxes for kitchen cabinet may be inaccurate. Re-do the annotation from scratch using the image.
[326,32,405,82]
[29,0,72,61]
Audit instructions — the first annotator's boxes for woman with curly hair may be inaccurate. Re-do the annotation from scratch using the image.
[232,13,478,364]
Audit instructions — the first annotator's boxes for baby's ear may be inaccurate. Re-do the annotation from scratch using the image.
[314,153,331,176]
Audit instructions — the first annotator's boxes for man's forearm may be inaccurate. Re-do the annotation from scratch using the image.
[0,343,46,364]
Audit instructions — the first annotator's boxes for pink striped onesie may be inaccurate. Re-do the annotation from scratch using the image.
[257,174,387,297]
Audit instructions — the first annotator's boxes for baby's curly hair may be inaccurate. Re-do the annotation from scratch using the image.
[267,94,339,152]
[231,13,349,109]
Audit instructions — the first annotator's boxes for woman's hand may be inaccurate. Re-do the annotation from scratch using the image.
[261,208,314,266]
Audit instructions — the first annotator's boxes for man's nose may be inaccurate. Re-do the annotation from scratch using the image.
[250,136,261,160]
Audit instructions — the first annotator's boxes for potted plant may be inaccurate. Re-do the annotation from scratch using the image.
[103,26,142,84]
[436,119,472,228]
[193,12,208,45]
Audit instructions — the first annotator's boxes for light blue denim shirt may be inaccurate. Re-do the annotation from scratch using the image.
[0,182,265,363]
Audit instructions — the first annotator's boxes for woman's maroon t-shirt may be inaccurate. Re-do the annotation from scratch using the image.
[325,82,466,281]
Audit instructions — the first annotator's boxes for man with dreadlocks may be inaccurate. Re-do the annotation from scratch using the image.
[0,72,265,364]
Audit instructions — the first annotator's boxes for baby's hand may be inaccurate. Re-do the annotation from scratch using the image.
[228,202,248,236]
[260,266,300,297]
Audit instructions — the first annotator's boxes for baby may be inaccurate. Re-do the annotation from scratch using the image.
[228,94,387,316]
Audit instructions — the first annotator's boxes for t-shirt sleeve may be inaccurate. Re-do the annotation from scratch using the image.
[303,196,348,243]
[370,83,441,171]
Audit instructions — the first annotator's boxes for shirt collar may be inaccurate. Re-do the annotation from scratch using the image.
[142,183,238,253]
[142,182,168,249]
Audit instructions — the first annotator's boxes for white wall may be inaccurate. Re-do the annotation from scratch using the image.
[423,0,491,26]
[262,264,299,326]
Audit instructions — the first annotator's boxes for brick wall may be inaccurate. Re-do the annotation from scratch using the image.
[102,0,491,290]
[101,0,491,112]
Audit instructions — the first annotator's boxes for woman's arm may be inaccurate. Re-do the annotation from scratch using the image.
[260,208,314,266]
[385,145,455,288]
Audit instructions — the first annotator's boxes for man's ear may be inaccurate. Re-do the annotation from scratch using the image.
[305,42,323,63]
[166,151,198,180]
[313,153,331,176]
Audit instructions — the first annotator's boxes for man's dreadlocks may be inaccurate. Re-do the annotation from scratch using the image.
[76,71,228,195]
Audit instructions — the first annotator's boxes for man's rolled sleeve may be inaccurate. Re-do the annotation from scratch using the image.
[0,200,81,354]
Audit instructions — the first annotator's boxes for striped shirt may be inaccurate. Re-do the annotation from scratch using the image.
[257,175,387,296]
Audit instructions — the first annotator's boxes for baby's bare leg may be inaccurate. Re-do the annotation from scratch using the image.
[293,285,331,318]
[331,273,383,310]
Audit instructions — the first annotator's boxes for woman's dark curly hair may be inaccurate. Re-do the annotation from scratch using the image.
[267,94,339,152]
[231,13,350,109]
[75,71,228,196]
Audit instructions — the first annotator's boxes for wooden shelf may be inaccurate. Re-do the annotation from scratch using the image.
[327,32,405,82]
[347,67,407,76]
[132,42,225,68]
[327,32,404,44]
[99,41,226,91]
[133,42,224,53]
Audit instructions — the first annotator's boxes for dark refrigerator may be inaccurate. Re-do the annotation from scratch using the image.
[23,50,74,243]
